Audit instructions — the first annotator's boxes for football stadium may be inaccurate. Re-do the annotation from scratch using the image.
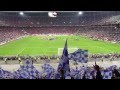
[0,11,120,79]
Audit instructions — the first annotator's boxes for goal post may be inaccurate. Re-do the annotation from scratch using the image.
[58,48,78,56]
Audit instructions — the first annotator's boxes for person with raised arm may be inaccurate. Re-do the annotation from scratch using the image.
[93,61,103,79]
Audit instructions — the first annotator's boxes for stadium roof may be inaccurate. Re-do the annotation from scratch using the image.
[0,11,120,26]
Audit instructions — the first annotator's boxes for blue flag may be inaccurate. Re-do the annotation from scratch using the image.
[69,49,88,63]
[20,69,30,79]
[57,39,70,78]
[42,63,56,79]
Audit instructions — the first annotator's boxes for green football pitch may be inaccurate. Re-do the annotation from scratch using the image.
[0,35,120,56]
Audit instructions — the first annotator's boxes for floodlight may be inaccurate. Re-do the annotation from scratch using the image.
[19,12,24,16]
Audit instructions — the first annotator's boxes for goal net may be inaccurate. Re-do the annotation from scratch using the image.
[58,48,78,56]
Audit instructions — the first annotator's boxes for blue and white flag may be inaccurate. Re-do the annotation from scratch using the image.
[103,69,112,79]
[57,39,70,78]
[42,63,56,79]
[0,68,4,78]
[69,49,88,63]
[42,63,55,72]
[70,67,80,79]
[0,68,13,79]
[3,71,13,79]
[19,69,30,79]
[13,70,21,79]
[19,59,40,79]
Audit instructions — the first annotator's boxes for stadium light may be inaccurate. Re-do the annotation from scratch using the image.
[78,11,83,15]
[19,12,24,16]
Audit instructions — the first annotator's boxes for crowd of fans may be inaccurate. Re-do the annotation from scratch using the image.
[0,27,26,44]
[0,25,120,44]
[0,26,80,44]
[0,58,120,79]
[90,53,120,60]
[77,26,120,43]
[0,53,120,63]
[24,26,79,35]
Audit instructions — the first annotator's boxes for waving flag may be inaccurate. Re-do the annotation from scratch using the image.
[0,68,13,79]
[70,66,80,79]
[102,65,117,79]
[13,70,21,79]
[69,49,88,63]
[42,63,55,72]
[3,71,13,79]
[17,59,41,79]
[18,69,30,79]
[42,63,56,79]
[57,39,70,79]
[103,69,112,79]
[0,68,4,78]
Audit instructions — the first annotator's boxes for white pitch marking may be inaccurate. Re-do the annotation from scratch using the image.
[17,47,26,56]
